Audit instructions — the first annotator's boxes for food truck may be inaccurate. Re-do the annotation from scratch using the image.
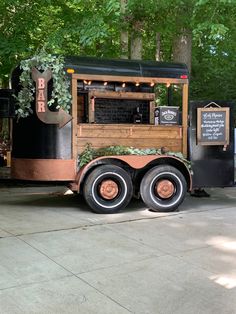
[0,56,234,213]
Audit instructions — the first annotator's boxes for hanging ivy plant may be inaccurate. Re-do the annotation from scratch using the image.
[15,51,72,119]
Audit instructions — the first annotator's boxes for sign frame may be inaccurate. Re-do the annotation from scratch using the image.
[197,107,230,146]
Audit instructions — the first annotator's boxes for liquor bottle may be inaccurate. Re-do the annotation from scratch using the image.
[133,106,142,123]
[154,107,160,125]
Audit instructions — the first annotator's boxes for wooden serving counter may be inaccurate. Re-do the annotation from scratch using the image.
[75,123,183,154]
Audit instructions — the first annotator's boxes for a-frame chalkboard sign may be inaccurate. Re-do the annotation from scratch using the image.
[197,102,230,146]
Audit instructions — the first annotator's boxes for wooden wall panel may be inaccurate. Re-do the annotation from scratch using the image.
[76,124,182,154]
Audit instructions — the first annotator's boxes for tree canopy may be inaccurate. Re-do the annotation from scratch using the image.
[0,0,236,101]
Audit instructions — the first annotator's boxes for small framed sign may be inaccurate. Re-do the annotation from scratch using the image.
[159,106,179,125]
[197,106,230,146]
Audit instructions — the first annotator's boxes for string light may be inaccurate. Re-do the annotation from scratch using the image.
[166,83,171,88]
[66,68,75,74]
[82,80,159,88]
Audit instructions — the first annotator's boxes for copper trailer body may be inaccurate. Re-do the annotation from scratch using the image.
[11,158,76,181]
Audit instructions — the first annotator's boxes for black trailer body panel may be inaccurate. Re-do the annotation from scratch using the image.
[189,101,235,188]
[11,67,72,160]
[65,56,188,79]
[12,116,72,159]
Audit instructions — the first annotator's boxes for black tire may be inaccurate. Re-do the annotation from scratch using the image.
[83,165,133,214]
[140,165,187,212]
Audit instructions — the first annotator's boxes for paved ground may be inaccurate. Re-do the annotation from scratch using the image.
[0,182,235,314]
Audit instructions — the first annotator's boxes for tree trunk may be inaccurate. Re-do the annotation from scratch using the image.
[173,29,192,73]
[120,0,128,59]
[155,32,161,61]
[130,21,143,60]
[0,78,9,88]
[121,32,129,59]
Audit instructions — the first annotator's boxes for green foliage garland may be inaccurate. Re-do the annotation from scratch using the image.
[15,51,72,119]
[79,143,192,173]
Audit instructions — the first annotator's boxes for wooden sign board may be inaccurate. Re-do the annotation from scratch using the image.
[197,107,230,146]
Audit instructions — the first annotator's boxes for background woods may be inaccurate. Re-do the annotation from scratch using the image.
[0,0,236,101]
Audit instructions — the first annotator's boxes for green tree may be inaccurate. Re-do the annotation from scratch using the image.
[0,0,235,103]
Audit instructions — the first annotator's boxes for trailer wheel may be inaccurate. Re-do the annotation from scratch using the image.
[140,165,187,212]
[83,165,133,214]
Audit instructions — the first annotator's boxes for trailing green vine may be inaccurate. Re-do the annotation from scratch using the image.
[79,143,192,173]
[15,51,71,119]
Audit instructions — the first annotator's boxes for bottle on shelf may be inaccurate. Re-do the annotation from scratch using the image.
[154,107,160,125]
[133,106,142,124]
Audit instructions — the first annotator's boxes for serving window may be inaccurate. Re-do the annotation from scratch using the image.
[87,91,155,124]
[76,79,184,126]
[77,80,155,125]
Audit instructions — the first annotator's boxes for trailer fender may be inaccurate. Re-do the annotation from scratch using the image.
[70,155,192,193]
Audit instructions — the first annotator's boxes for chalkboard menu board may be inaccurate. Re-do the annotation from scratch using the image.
[197,107,230,145]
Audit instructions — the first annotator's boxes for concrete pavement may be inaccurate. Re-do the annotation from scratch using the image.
[0,183,235,313]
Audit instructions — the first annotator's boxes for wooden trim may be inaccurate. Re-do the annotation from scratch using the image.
[226,108,230,145]
[88,92,95,123]
[87,91,155,124]
[71,76,78,159]
[182,83,188,157]
[88,90,155,100]
[73,73,188,85]
[149,101,155,124]
[76,124,183,154]
[77,123,182,129]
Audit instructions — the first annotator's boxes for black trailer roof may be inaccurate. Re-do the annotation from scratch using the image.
[65,56,188,79]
